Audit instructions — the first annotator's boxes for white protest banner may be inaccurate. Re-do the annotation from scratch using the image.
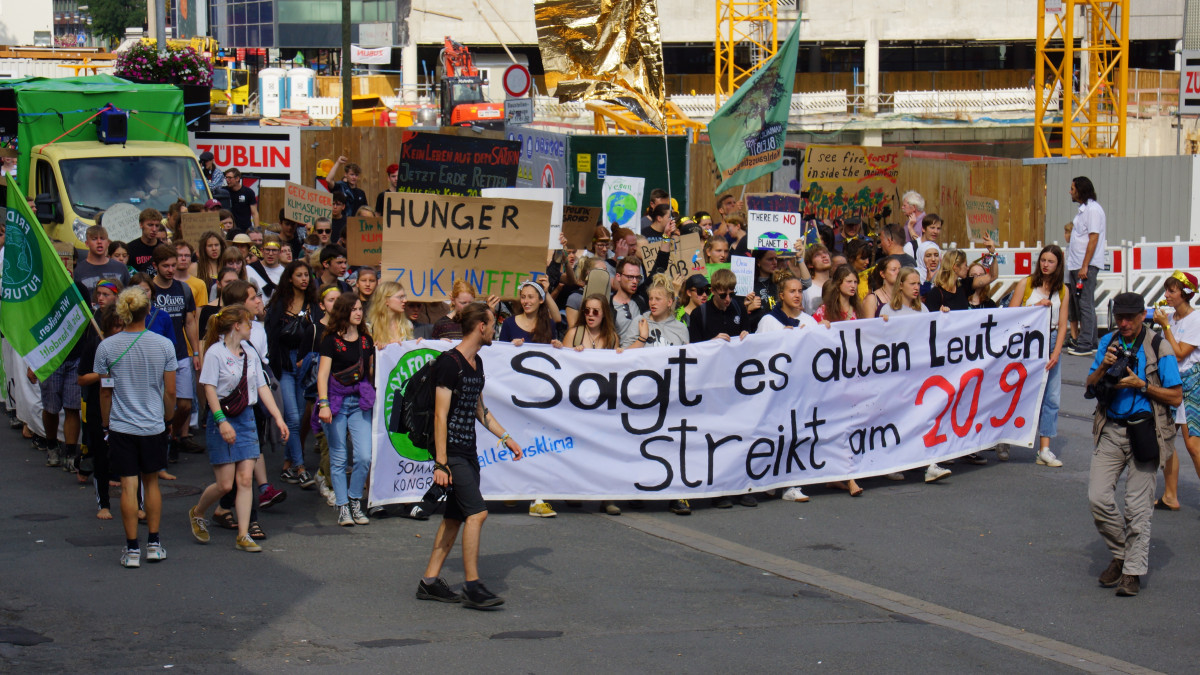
[369,308,1048,505]
[482,187,564,249]
[601,175,645,230]
[731,255,755,296]
[351,44,390,64]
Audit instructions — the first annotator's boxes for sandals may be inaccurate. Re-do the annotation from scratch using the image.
[247,521,267,540]
[212,510,238,530]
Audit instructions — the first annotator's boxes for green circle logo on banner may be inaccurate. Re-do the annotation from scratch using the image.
[2,213,40,298]
[384,347,440,461]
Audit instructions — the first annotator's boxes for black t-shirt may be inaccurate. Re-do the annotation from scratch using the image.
[319,332,375,383]
[923,276,979,312]
[228,186,257,231]
[125,238,159,277]
[688,298,749,342]
[433,349,484,458]
[151,280,196,359]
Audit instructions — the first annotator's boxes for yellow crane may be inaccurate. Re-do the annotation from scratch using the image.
[715,0,779,108]
[1034,0,1130,157]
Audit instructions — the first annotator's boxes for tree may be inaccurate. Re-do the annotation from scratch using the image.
[91,0,145,45]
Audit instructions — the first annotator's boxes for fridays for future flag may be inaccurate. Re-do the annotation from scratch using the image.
[708,19,801,194]
[1,186,92,379]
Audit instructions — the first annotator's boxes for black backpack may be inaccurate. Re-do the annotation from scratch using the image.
[388,350,462,450]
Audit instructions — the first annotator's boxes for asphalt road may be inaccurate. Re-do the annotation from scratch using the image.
[1,353,1198,674]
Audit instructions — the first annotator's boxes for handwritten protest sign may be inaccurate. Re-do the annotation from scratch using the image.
[370,308,1048,503]
[382,192,552,300]
[180,211,221,245]
[746,192,803,252]
[283,181,332,227]
[396,131,521,197]
[346,216,382,267]
[635,232,703,281]
[964,195,1001,244]
[731,255,755,296]
[802,145,901,222]
[562,205,602,249]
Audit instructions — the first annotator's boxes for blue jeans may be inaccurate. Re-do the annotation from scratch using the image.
[278,350,315,466]
[322,395,372,506]
[1038,332,1062,439]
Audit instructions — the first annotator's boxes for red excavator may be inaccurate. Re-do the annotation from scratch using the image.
[436,36,505,130]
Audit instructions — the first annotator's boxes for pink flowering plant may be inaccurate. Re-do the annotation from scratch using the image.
[115,42,213,87]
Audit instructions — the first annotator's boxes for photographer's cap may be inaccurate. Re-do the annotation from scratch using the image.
[1111,292,1146,316]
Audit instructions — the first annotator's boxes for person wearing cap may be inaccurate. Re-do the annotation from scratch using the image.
[375,163,400,214]
[1065,176,1106,356]
[1151,271,1200,511]
[231,232,254,260]
[833,217,867,255]
[204,199,222,212]
[1084,291,1182,597]
[199,151,224,191]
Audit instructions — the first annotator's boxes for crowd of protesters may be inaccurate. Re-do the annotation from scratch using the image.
[1,162,1195,602]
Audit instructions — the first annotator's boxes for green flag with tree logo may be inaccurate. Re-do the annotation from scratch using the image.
[2,187,93,380]
[708,19,801,194]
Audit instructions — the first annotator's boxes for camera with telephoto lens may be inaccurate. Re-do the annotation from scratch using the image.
[1085,344,1139,402]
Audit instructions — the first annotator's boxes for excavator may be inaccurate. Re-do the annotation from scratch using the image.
[436,37,505,130]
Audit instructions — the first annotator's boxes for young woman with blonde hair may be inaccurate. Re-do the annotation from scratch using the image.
[366,281,415,345]
[188,305,288,552]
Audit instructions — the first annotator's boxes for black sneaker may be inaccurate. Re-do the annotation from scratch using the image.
[960,453,988,466]
[713,496,733,509]
[460,581,504,609]
[739,494,758,507]
[402,504,431,520]
[669,499,691,515]
[416,578,461,603]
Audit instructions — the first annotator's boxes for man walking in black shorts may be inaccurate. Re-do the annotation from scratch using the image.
[416,302,523,609]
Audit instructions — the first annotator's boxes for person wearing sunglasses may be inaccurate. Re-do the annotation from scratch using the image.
[676,274,710,325]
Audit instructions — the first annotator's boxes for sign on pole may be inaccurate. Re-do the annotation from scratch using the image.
[505,98,533,126]
[1181,50,1200,115]
[502,64,531,98]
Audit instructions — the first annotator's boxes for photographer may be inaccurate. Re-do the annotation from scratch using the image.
[1084,292,1182,597]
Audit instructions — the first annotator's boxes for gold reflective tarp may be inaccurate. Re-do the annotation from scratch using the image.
[534,0,666,128]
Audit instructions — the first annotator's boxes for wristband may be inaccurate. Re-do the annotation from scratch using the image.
[213,411,227,423]
[434,462,450,474]
[499,432,511,444]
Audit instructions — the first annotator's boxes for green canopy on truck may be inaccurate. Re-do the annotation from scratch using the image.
[0,74,188,192]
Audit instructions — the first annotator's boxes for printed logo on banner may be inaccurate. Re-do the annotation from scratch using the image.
[756,231,789,251]
[2,214,38,294]
[383,348,440,461]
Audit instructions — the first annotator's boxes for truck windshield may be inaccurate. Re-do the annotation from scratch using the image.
[213,68,228,90]
[450,80,485,105]
[61,155,208,218]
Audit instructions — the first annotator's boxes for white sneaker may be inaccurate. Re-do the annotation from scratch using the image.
[924,464,951,483]
[884,472,905,481]
[323,486,337,507]
[121,548,141,568]
[781,486,810,502]
[1036,448,1063,467]
[145,542,167,562]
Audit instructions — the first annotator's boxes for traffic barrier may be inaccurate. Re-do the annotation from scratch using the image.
[1128,237,1200,305]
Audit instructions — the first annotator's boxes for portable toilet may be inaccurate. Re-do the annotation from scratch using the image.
[287,67,316,112]
[258,67,286,117]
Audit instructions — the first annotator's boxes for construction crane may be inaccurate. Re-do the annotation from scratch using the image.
[1034,0,1130,157]
[715,0,779,108]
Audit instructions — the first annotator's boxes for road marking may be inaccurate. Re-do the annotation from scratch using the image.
[616,513,1162,675]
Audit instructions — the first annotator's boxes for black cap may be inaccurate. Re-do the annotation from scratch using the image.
[1111,292,1146,316]
[684,274,710,292]
[199,150,214,162]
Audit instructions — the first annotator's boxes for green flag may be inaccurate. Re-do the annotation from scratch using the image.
[707,19,801,195]
[1,187,93,380]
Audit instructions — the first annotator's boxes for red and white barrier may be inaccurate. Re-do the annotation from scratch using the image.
[1128,238,1200,305]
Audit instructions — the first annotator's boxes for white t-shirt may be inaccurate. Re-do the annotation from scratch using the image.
[200,340,268,406]
[1025,285,1064,328]
[1067,200,1106,271]
[756,310,820,332]
[803,284,824,315]
[879,303,928,319]
[1170,309,1200,372]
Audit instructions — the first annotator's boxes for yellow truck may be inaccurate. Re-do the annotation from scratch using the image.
[211,66,250,114]
[28,141,212,248]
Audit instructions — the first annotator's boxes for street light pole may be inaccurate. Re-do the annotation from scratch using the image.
[341,0,352,127]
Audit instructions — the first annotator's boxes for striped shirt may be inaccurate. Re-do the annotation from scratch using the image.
[94,330,178,435]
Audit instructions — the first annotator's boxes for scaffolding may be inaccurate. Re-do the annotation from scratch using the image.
[715,0,778,108]
[1034,0,1130,158]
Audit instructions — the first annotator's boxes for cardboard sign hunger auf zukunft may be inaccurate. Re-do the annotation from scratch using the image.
[382,192,553,300]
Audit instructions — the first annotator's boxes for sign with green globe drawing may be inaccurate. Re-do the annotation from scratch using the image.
[382,347,441,461]
[602,175,644,228]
